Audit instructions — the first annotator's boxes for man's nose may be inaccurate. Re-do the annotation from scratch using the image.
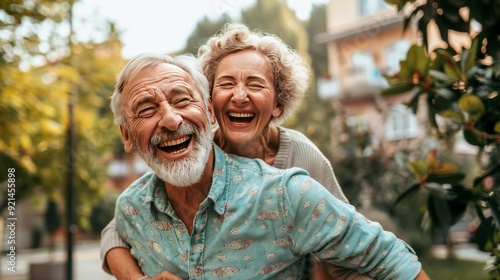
[158,102,182,131]
[231,84,248,105]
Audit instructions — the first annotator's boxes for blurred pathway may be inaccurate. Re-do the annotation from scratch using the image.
[0,241,492,280]
[0,240,115,280]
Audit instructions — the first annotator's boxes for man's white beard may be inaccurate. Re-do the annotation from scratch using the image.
[134,122,213,187]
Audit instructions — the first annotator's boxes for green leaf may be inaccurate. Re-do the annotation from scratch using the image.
[429,69,459,85]
[462,37,479,73]
[427,193,468,228]
[424,182,451,196]
[380,82,416,96]
[432,89,459,112]
[433,87,457,99]
[463,129,487,147]
[430,51,446,71]
[396,60,413,80]
[433,49,461,80]
[470,217,494,252]
[428,194,453,227]
[407,89,423,114]
[393,183,421,208]
[444,58,462,81]
[439,109,464,123]
[406,45,430,76]
[427,172,466,184]
[407,160,429,179]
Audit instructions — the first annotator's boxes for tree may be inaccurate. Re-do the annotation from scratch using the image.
[241,0,308,54]
[0,0,72,209]
[382,0,500,277]
[0,0,70,68]
[0,0,125,232]
[183,14,233,56]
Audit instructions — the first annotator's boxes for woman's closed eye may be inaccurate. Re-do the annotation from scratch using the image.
[217,82,234,88]
[248,83,265,90]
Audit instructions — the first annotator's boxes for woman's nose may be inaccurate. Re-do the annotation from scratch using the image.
[231,84,248,105]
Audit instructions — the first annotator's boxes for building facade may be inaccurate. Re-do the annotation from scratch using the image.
[317,0,426,159]
[316,0,476,159]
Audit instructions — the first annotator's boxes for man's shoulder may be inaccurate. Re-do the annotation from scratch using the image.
[215,145,312,190]
[226,151,310,181]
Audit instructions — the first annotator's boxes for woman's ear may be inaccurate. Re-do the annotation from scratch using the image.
[272,103,283,118]
[119,125,134,153]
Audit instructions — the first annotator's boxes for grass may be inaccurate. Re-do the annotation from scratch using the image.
[420,253,490,280]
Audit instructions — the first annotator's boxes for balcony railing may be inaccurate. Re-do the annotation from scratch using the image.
[342,66,388,99]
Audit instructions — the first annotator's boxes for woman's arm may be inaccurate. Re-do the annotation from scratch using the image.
[415,269,430,280]
[101,217,143,278]
[106,247,145,280]
[101,218,183,280]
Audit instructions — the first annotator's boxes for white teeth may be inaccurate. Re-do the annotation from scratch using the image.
[158,136,190,148]
[170,148,187,154]
[228,112,255,118]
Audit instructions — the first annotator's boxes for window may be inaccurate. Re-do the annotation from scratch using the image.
[349,51,386,87]
[108,160,130,177]
[385,40,410,75]
[134,158,150,174]
[347,115,370,135]
[351,51,375,69]
[359,0,389,16]
[385,104,419,140]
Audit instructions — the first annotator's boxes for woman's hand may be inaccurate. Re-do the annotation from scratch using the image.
[148,271,183,280]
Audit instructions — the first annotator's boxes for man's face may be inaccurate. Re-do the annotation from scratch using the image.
[120,63,215,186]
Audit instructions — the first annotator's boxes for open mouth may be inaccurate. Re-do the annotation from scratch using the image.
[228,112,255,125]
[157,135,191,154]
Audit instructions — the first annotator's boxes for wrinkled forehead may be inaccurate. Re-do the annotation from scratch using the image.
[122,63,195,99]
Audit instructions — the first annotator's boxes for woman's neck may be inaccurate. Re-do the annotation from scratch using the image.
[217,125,280,165]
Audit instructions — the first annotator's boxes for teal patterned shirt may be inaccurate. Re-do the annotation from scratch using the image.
[115,145,421,279]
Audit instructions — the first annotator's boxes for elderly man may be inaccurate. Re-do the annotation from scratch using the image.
[109,53,429,280]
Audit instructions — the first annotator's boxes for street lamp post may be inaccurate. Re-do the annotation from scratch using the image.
[66,85,76,280]
[66,2,76,278]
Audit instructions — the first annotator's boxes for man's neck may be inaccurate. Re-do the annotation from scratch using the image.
[164,150,214,234]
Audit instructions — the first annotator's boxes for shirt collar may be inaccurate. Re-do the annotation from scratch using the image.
[206,144,229,215]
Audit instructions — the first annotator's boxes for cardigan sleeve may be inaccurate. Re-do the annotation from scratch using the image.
[100,217,129,274]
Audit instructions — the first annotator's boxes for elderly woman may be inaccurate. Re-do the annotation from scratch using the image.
[101,23,364,279]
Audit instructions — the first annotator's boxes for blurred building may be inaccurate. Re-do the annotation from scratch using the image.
[107,154,149,191]
[316,0,476,159]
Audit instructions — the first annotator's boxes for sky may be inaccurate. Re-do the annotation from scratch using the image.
[73,0,328,58]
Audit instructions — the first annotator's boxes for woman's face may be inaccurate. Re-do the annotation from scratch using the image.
[212,50,282,145]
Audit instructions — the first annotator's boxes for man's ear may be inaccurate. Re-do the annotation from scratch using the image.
[207,100,217,125]
[119,125,134,153]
